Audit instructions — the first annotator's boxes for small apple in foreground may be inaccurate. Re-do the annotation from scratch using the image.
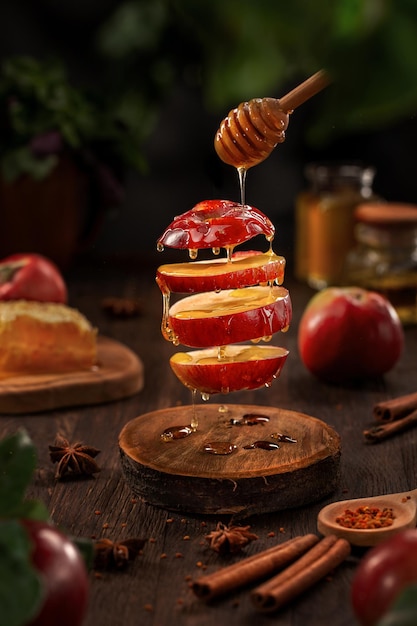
[170,344,289,394]
[298,287,404,383]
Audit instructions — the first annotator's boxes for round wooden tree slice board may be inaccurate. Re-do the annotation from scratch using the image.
[0,336,144,414]
[119,403,341,517]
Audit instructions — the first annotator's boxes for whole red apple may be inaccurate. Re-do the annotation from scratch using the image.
[298,287,404,383]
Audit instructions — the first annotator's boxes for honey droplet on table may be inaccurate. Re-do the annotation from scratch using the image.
[230,413,270,426]
[160,425,194,442]
[204,441,238,455]
[243,440,280,450]
[270,432,297,443]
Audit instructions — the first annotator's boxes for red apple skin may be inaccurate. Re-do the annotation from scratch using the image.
[170,345,289,394]
[156,199,275,250]
[168,287,292,348]
[298,287,404,383]
[156,252,286,294]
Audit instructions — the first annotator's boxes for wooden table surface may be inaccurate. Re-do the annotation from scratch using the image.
[1,256,416,626]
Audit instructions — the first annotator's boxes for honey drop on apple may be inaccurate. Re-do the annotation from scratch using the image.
[160,425,194,441]
[189,248,198,260]
[157,242,164,252]
[243,440,279,450]
[212,247,221,256]
[204,441,238,455]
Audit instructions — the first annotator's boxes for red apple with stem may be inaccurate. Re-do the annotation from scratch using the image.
[170,344,289,394]
[168,286,292,348]
[298,287,404,383]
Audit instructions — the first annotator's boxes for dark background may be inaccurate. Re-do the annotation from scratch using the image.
[1,0,417,270]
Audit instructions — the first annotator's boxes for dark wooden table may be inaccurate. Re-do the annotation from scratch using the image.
[1,256,416,626]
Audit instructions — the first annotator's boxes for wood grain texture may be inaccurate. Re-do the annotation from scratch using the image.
[0,261,415,626]
[119,403,341,515]
[0,336,144,413]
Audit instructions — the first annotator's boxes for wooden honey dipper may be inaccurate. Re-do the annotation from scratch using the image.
[214,70,330,170]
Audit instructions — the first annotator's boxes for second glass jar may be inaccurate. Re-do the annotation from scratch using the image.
[295,163,376,289]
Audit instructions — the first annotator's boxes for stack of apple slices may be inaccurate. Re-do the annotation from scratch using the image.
[156,200,292,395]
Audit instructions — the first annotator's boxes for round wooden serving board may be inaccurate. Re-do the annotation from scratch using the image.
[0,336,144,414]
[119,404,341,517]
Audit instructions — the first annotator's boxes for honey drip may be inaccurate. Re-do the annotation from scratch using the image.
[160,425,193,441]
[230,413,270,426]
[270,432,297,443]
[243,440,280,450]
[238,167,247,206]
[204,441,238,455]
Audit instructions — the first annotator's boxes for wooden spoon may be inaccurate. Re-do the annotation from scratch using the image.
[317,489,417,547]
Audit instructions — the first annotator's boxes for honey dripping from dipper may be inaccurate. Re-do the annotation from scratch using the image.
[155,71,329,443]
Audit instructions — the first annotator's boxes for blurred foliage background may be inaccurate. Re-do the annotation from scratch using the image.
[94,0,417,144]
[1,0,417,256]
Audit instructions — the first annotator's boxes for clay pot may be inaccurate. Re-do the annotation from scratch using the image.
[0,156,98,269]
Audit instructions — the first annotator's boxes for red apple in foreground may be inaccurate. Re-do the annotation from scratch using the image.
[298,287,404,383]
[156,251,285,294]
[168,286,292,347]
[170,344,289,394]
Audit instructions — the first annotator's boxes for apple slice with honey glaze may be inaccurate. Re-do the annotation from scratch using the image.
[170,344,289,394]
[157,199,275,251]
[156,251,286,294]
[167,286,292,348]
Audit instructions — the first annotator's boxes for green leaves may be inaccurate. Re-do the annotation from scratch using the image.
[0,430,49,626]
[0,520,44,626]
[377,583,417,625]
[0,429,49,520]
[0,55,148,182]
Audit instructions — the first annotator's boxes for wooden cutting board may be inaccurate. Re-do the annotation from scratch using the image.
[0,336,144,414]
[119,403,341,517]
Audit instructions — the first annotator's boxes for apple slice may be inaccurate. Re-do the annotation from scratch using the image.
[167,286,292,347]
[156,199,275,251]
[156,251,286,294]
[170,344,289,394]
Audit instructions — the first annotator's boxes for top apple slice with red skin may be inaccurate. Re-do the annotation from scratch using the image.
[156,251,285,294]
[156,199,275,250]
[298,287,404,383]
[168,286,292,348]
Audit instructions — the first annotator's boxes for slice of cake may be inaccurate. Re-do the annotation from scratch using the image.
[0,300,97,374]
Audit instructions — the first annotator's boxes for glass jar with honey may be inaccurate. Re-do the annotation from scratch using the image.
[344,203,417,325]
[295,163,376,289]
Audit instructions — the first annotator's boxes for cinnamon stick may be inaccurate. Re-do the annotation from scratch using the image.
[192,534,319,601]
[251,535,351,613]
[364,408,417,443]
[373,391,417,423]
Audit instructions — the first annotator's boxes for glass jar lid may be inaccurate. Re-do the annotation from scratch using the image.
[355,203,417,225]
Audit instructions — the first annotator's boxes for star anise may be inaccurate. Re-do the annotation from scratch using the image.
[101,296,143,318]
[205,522,258,555]
[93,537,146,570]
[49,434,101,479]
